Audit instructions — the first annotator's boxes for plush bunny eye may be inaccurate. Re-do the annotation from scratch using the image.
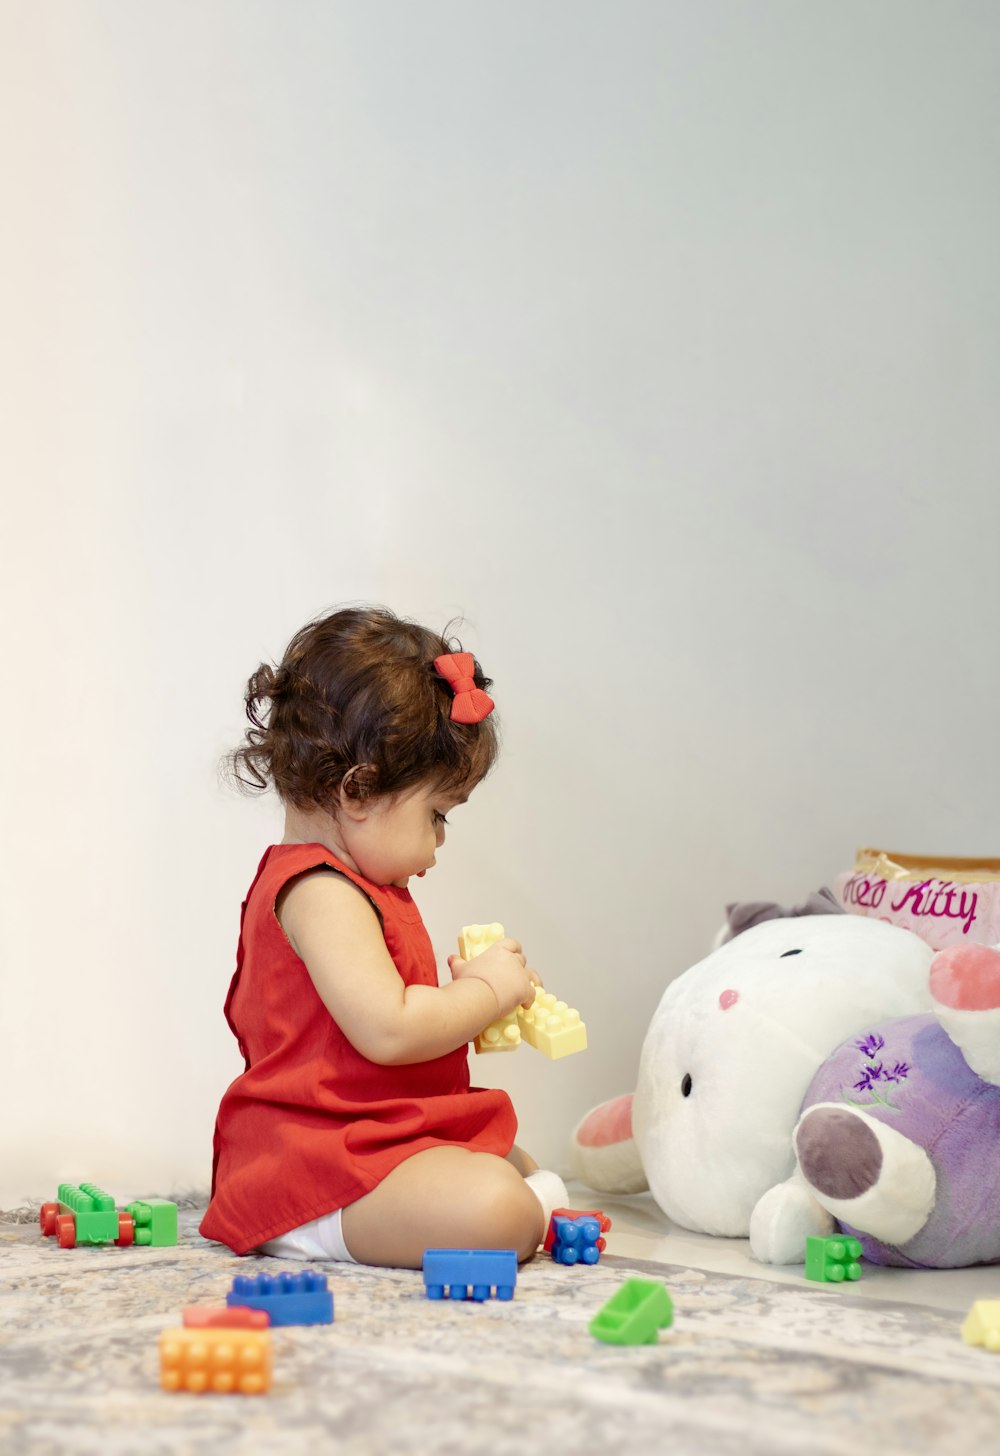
[781,949,803,958]
[681,1074,692,1097]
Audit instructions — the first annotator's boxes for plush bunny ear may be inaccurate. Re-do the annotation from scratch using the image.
[569,1093,648,1194]
[930,943,1000,1086]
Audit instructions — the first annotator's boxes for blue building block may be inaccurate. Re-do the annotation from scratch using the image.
[226,1270,334,1326]
[422,1249,517,1302]
[550,1215,603,1266]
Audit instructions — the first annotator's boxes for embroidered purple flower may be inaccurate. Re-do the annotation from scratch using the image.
[856,1033,886,1059]
[842,1032,911,1110]
[853,1063,884,1093]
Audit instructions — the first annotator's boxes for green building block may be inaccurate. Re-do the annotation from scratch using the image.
[125,1199,178,1247]
[589,1278,674,1345]
[57,1182,119,1244]
[805,1235,863,1283]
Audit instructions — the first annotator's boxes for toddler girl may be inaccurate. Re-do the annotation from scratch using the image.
[200,605,568,1268]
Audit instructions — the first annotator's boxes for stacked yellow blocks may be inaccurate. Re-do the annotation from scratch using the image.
[458,923,587,1059]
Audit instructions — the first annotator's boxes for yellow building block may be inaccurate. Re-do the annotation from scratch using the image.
[458,923,506,961]
[460,923,522,1053]
[962,1301,1000,1352]
[458,924,587,1058]
[518,988,587,1059]
[159,1326,272,1394]
[476,1014,522,1051]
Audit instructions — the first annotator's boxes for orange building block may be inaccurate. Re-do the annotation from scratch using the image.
[159,1326,272,1394]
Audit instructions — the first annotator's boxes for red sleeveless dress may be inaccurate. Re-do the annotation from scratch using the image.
[200,844,517,1254]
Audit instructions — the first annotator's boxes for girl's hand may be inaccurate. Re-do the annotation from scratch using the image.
[448,938,542,1017]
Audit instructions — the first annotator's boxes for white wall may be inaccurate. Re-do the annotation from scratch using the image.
[2,0,999,1207]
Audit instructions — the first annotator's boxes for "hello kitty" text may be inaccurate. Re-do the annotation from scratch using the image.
[841,872,978,936]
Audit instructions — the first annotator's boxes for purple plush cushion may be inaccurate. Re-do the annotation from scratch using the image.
[801,1014,1000,1268]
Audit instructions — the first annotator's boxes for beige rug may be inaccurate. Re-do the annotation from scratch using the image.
[3,1205,1000,1455]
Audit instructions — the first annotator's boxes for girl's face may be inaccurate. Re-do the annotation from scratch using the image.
[342,780,468,888]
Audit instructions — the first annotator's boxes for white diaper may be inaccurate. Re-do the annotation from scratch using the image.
[259,1205,358,1263]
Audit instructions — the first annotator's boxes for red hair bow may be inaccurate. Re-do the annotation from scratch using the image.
[433,653,495,724]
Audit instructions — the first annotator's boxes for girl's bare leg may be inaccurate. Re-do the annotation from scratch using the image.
[340,1146,546,1268]
[505,1143,539,1176]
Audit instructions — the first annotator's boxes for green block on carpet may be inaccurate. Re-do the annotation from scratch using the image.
[590,1278,673,1345]
[57,1182,119,1244]
[126,1200,179,1247]
[805,1235,863,1283]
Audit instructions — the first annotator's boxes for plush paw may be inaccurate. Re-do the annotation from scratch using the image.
[749,1177,834,1264]
[794,1103,935,1246]
[796,1105,884,1200]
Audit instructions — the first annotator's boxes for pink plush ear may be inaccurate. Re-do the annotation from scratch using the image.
[930,944,1000,1011]
[930,944,1000,1086]
[569,1093,648,1194]
[575,1092,634,1146]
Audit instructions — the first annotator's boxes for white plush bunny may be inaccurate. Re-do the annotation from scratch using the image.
[571,917,934,1241]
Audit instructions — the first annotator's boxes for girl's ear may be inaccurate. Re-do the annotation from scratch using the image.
[338,764,379,819]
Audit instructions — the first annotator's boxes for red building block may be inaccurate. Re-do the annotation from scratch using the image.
[183,1306,270,1330]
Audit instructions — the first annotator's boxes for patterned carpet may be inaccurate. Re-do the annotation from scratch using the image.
[3,1206,1000,1455]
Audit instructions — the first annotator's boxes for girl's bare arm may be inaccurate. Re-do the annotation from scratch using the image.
[277,869,535,1066]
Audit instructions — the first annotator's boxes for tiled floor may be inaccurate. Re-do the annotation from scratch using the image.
[586,1184,1000,1314]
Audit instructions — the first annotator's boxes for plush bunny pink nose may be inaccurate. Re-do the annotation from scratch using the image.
[930,944,1000,1011]
[719,989,739,1010]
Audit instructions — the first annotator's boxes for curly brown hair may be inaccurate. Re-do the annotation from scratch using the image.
[229,606,499,811]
